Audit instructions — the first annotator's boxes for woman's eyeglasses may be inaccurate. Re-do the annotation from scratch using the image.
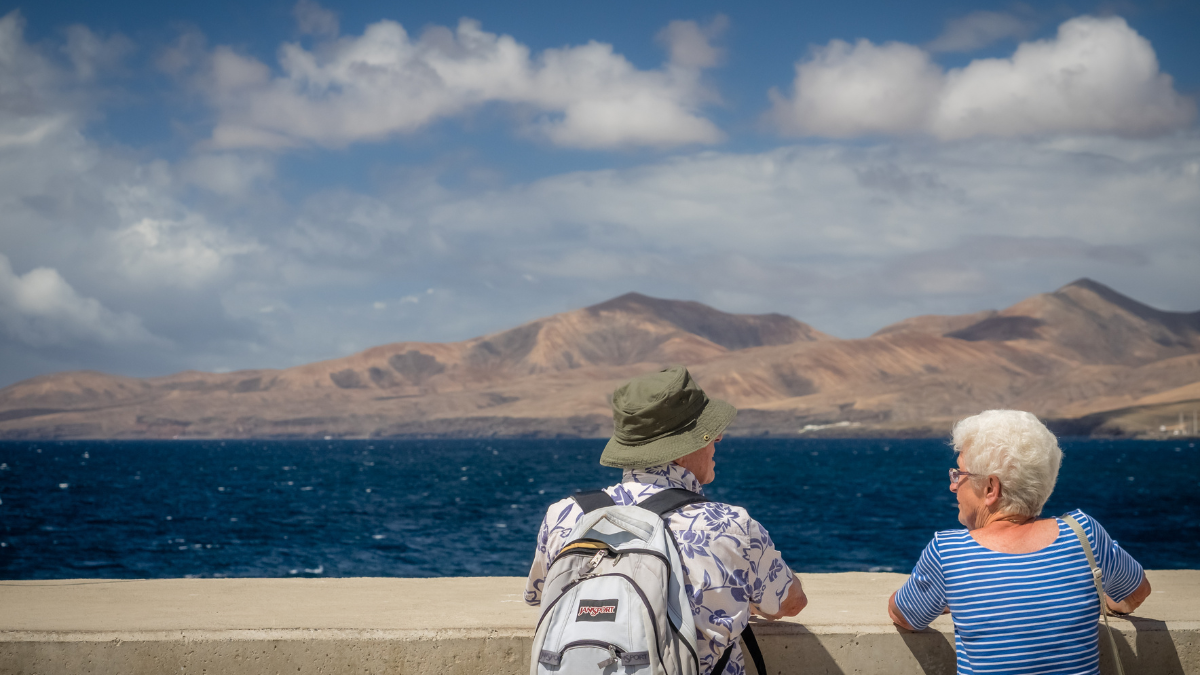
[949,468,977,485]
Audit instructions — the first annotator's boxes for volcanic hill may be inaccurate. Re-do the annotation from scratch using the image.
[1,281,1197,439]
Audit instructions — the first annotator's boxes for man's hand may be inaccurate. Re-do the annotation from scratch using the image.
[753,574,807,620]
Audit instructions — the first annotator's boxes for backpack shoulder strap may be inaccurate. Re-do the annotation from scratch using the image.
[711,624,766,675]
[641,488,760,675]
[571,489,616,513]
[637,487,707,517]
[741,625,767,675]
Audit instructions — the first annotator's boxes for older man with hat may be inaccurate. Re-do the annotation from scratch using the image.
[525,366,807,675]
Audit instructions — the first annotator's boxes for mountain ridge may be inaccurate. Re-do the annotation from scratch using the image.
[1,279,1196,440]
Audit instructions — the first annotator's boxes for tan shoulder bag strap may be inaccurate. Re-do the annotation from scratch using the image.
[1061,513,1125,675]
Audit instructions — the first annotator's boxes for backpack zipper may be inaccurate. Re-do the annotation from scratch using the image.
[542,640,646,668]
[597,644,620,668]
[553,545,670,568]
[584,550,606,575]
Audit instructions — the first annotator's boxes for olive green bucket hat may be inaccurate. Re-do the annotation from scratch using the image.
[600,365,737,469]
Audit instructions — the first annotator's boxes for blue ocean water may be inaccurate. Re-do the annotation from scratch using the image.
[0,438,1196,580]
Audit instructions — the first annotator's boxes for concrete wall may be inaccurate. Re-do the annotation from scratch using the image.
[2,571,1197,674]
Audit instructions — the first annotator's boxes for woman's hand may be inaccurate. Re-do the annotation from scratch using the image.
[887,591,916,630]
[1106,574,1151,615]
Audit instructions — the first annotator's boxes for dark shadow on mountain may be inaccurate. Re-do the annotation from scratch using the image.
[588,292,820,350]
[945,316,1045,342]
[1065,279,1200,336]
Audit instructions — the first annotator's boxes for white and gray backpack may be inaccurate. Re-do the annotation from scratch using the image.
[531,488,766,675]
[530,488,702,675]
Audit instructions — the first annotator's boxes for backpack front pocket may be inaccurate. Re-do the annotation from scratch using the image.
[535,574,659,673]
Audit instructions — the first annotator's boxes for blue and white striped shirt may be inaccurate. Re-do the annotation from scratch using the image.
[894,510,1143,674]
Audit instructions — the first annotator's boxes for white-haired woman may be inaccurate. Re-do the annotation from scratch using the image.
[888,410,1151,674]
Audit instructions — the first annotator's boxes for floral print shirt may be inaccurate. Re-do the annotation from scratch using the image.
[525,463,796,675]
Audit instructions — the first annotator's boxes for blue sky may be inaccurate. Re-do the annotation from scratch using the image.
[0,0,1197,385]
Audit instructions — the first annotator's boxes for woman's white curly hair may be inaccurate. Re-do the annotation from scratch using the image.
[952,410,1062,517]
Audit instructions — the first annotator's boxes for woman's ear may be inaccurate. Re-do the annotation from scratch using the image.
[984,475,1003,507]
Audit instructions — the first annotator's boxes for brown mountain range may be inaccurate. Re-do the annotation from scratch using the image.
[2,279,1198,439]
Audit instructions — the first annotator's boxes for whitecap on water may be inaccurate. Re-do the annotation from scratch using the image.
[304,565,324,574]
[58,483,69,489]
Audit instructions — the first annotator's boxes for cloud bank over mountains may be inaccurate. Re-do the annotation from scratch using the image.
[193,15,726,150]
[770,16,1195,139]
[0,5,1196,386]
[175,10,1197,149]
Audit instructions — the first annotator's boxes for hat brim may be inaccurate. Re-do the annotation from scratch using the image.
[599,398,737,469]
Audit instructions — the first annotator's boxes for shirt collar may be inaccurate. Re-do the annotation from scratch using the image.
[621,463,704,495]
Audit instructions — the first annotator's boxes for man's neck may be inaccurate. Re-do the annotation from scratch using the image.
[622,463,703,494]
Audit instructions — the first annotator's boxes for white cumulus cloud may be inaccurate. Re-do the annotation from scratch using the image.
[293,0,338,39]
[770,15,1196,140]
[202,12,723,150]
[769,39,943,137]
[656,15,727,68]
[178,153,274,196]
[104,176,260,289]
[926,10,1037,53]
[0,253,163,348]
[62,24,133,80]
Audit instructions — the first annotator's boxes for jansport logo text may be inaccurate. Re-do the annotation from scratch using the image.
[576,599,619,622]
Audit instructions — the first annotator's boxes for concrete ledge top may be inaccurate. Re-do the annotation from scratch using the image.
[2,570,1196,640]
